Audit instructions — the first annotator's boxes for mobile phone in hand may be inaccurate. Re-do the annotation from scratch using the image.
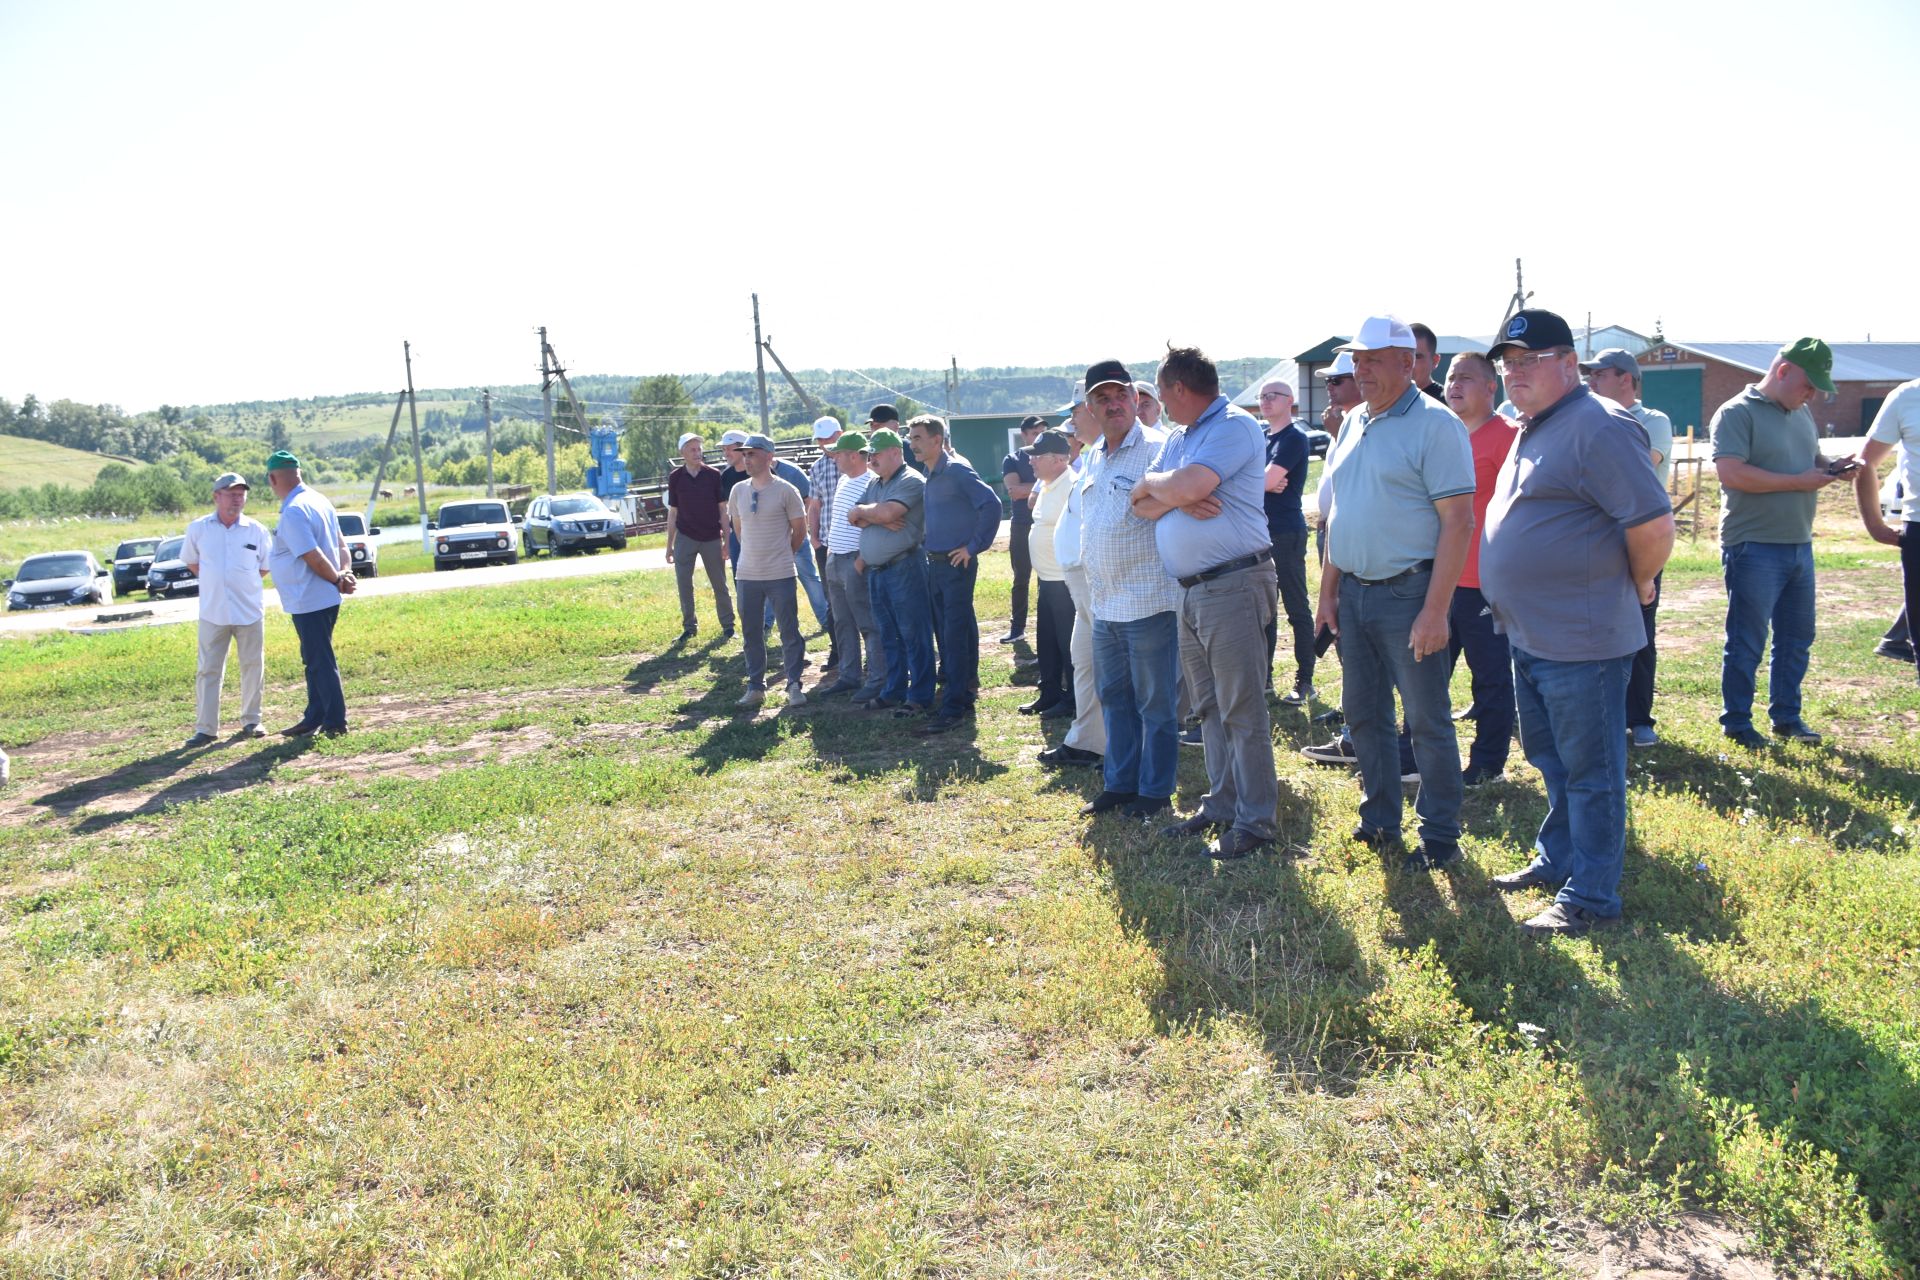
[1825,457,1862,477]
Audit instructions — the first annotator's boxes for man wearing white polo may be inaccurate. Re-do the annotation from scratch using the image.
[182,472,272,747]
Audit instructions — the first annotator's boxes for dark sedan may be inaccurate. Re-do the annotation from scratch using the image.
[521,493,627,556]
[145,536,198,599]
[110,537,162,597]
[6,551,110,611]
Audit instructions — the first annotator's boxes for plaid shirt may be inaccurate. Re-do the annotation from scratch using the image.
[809,453,841,533]
[1078,421,1179,622]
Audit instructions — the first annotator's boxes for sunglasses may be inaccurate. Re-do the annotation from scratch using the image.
[1327,376,1353,386]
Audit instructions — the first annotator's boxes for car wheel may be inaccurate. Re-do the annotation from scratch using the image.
[505,552,519,566]
[365,566,378,578]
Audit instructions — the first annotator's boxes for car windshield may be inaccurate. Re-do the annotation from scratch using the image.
[155,537,186,563]
[336,514,366,536]
[19,555,90,581]
[114,539,160,559]
[551,497,607,517]
[439,503,507,528]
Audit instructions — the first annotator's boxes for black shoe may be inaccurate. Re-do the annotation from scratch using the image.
[1452,705,1478,721]
[236,724,267,740]
[319,725,348,738]
[1351,825,1399,849]
[998,631,1024,644]
[1208,828,1272,860]
[1010,669,1041,686]
[1311,708,1345,727]
[678,627,698,642]
[1039,745,1102,769]
[815,682,858,697]
[1874,637,1915,663]
[720,627,736,641]
[1158,812,1219,839]
[892,702,930,719]
[1771,720,1824,745]
[1040,701,1074,720]
[1018,699,1059,716]
[1461,763,1506,788]
[1080,790,1137,816]
[1490,866,1562,893]
[913,714,967,737]
[1124,796,1171,819]
[280,720,319,737]
[1406,839,1460,871]
[183,732,218,749]
[1723,726,1768,749]
[1279,684,1313,707]
[1520,903,1621,937]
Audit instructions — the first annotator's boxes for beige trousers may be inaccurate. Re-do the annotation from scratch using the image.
[1062,565,1107,755]
[196,619,264,735]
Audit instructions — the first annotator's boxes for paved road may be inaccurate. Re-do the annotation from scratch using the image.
[1,546,673,637]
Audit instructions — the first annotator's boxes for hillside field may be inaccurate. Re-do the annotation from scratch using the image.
[0,434,140,492]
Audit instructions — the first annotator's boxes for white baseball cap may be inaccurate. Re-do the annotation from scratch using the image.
[1334,316,1416,353]
[1319,352,1356,378]
[811,415,842,440]
[676,432,703,449]
[719,429,750,447]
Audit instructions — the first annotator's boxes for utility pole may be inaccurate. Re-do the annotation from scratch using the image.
[482,388,495,497]
[950,356,961,415]
[1585,312,1593,358]
[365,388,407,522]
[1499,257,1533,331]
[760,335,822,418]
[539,326,557,495]
[752,293,771,434]
[404,341,429,549]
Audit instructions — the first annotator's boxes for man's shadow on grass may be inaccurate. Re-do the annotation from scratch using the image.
[39,738,316,834]
[1630,738,1918,853]
[1380,838,1920,1266]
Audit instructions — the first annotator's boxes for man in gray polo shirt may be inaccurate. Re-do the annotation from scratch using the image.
[849,428,936,713]
[1316,315,1475,869]
[1480,310,1674,937]
[1711,337,1844,747]
[1132,345,1280,859]
[1583,348,1676,747]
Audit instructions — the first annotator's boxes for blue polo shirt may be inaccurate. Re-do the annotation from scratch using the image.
[1322,384,1474,581]
[1149,395,1271,580]
[270,482,346,615]
[923,452,1003,556]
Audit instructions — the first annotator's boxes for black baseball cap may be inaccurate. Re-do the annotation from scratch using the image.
[1488,309,1577,360]
[1084,359,1133,394]
[1017,414,1048,432]
[866,404,901,425]
[1029,429,1072,457]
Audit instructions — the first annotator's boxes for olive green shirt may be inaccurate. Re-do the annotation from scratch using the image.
[1710,385,1818,546]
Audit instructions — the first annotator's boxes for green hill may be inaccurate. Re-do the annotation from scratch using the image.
[0,434,141,491]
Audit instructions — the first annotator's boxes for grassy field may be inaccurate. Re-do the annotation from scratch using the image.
[0,434,141,492]
[0,486,1915,1277]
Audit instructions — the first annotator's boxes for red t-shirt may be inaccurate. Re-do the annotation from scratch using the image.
[1460,414,1519,589]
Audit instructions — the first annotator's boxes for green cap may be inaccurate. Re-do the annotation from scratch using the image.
[831,432,870,453]
[867,428,903,452]
[265,449,302,472]
[1779,337,1835,394]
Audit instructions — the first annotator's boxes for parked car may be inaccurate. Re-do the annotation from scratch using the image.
[109,537,162,597]
[336,512,381,578]
[522,493,628,556]
[6,550,111,611]
[145,536,198,599]
[431,499,519,571]
[1304,427,1332,458]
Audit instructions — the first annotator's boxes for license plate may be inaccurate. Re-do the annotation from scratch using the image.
[178,578,198,588]
[460,551,488,560]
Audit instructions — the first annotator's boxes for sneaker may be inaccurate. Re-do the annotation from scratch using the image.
[1279,683,1313,707]
[1301,737,1359,766]
[736,688,765,708]
[1490,865,1562,892]
[183,732,218,749]
[997,631,1024,644]
[1158,813,1220,839]
[1310,708,1345,727]
[892,702,930,719]
[1629,724,1659,749]
[1407,839,1460,871]
[1452,705,1479,721]
[784,683,808,709]
[236,724,267,739]
[1874,637,1916,663]
[677,627,698,642]
[1771,720,1823,745]
[1723,726,1767,749]
[1461,763,1506,788]
[1018,699,1059,716]
[1080,790,1138,816]
[1400,768,1421,784]
[1124,796,1171,819]
[1180,724,1204,748]
[1038,744,1102,769]
[1519,902,1621,937]
[720,627,736,641]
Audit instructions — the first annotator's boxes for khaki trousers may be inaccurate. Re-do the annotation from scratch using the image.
[1062,565,1107,755]
[196,619,264,735]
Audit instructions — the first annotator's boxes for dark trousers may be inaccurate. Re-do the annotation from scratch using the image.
[1886,608,1910,645]
[1008,518,1032,637]
[1447,585,1513,771]
[1903,524,1920,678]
[1034,577,1075,708]
[290,605,347,731]
[1626,571,1662,729]
[927,553,979,717]
[816,544,836,659]
[1265,530,1315,687]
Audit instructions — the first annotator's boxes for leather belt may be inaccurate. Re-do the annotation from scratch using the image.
[1350,559,1433,587]
[1177,548,1274,589]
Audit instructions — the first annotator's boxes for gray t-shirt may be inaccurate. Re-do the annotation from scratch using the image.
[1628,401,1675,489]
[1322,384,1475,581]
[1480,386,1671,662]
[727,476,805,581]
[857,464,926,569]
[1710,385,1819,546]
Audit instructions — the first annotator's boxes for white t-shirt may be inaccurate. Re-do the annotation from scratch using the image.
[1868,379,1920,523]
[826,469,873,555]
[183,511,270,626]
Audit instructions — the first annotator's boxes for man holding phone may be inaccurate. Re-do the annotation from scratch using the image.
[1709,338,1844,748]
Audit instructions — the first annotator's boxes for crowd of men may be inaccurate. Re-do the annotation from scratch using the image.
[124,315,1916,938]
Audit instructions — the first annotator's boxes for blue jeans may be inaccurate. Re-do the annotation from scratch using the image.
[289,605,347,731]
[867,555,936,708]
[1512,647,1631,918]
[926,554,979,717]
[1337,568,1462,843]
[1720,541,1815,731]
[1093,611,1180,801]
[1448,585,1513,772]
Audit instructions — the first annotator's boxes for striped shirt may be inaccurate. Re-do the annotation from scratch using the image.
[826,469,873,555]
[1078,421,1180,622]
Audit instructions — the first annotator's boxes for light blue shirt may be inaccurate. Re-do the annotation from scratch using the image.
[1627,401,1675,489]
[1322,384,1475,581]
[1149,395,1270,580]
[270,482,346,615]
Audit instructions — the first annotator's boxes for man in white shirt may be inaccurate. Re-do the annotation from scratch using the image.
[1040,388,1106,769]
[182,472,272,747]
[818,433,885,700]
[1850,380,1920,686]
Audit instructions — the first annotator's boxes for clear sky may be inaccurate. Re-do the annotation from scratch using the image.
[3,0,1916,411]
